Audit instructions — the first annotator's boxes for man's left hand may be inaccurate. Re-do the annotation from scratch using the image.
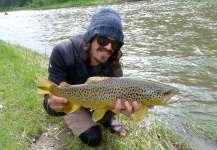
[111,99,154,117]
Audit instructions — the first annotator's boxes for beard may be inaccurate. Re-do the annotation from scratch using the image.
[95,47,113,64]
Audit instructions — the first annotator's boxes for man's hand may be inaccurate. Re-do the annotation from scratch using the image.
[111,99,154,116]
[48,94,72,112]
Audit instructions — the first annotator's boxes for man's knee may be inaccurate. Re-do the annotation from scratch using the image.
[79,125,102,147]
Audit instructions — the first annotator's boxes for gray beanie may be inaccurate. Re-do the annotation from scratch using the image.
[84,7,124,44]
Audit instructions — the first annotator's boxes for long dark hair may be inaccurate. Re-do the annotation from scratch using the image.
[108,49,123,76]
[84,38,123,76]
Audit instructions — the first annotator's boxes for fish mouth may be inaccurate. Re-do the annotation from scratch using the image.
[167,96,179,104]
[162,87,179,104]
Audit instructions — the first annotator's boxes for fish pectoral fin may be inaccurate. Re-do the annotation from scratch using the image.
[133,105,148,122]
[85,77,110,84]
[60,81,70,87]
[92,108,107,122]
[63,103,80,114]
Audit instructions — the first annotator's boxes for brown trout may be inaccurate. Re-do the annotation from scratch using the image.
[37,77,179,122]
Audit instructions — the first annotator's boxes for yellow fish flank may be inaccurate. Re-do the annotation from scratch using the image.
[37,77,179,122]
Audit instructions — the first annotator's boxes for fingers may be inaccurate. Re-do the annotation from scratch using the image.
[48,94,70,112]
[111,99,122,114]
[48,94,68,104]
[121,101,133,116]
[148,105,154,109]
[121,101,142,116]
[111,99,154,117]
[111,99,142,116]
[132,101,141,111]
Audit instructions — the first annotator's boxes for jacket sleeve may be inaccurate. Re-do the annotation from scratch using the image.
[43,40,73,116]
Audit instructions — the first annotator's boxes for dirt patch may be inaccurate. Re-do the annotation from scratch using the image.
[30,124,72,150]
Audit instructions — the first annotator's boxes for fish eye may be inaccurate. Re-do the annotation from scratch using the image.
[155,90,162,96]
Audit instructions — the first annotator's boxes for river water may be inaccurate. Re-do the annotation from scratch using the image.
[0,0,217,148]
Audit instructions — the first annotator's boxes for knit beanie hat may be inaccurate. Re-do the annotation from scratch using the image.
[84,7,124,44]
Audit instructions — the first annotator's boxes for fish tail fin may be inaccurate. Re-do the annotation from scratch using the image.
[37,77,56,94]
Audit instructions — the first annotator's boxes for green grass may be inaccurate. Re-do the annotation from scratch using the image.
[0,40,194,149]
[59,116,195,150]
[0,40,50,149]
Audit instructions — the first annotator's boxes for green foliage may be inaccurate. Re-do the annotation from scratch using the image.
[0,0,122,10]
[0,0,29,9]
[0,0,87,10]
[28,0,63,7]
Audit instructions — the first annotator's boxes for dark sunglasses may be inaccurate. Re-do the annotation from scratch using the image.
[97,35,123,51]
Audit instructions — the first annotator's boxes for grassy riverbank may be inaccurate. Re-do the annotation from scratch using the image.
[0,40,50,149]
[0,40,194,149]
[28,0,124,10]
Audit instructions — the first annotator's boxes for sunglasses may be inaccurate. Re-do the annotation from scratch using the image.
[97,35,123,51]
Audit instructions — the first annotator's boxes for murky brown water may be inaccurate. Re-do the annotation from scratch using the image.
[0,0,217,148]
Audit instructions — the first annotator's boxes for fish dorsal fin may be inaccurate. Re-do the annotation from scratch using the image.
[85,77,110,84]
[60,82,70,87]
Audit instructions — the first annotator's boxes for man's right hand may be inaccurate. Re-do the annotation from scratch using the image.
[48,94,72,112]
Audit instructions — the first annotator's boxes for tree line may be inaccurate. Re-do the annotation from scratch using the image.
[0,0,71,10]
[0,0,143,10]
